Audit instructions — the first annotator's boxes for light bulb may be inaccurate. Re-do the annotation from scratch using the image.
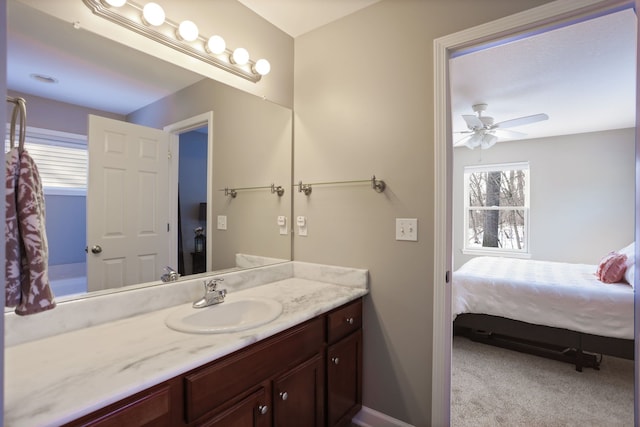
[177,20,199,42]
[103,0,126,6]
[482,134,498,149]
[206,35,226,54]
[467,133,482,149]
[254,59,271,76]
[231,48,249,65]
[142,2,165,26]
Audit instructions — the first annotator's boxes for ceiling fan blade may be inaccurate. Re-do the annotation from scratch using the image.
[462,114,483,130]
[492,128,527,139]
[453,134,473,147]
[495,113,549,129]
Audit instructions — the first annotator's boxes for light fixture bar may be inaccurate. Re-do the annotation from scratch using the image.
[83,0,264,82]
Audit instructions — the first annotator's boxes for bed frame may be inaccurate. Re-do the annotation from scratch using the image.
[454,313,635,371]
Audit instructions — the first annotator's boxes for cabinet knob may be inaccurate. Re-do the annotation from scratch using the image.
[258,405,268,415]
[279,391,288,401]
[331,357,340,365]
[345,317,354,325]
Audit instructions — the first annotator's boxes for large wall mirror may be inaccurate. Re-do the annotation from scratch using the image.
[5,0,292,305]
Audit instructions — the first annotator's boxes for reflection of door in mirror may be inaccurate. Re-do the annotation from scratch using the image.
[87,115,171,292]
[178,127,208,276]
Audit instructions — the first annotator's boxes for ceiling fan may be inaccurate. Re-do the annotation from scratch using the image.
[454,103,549,149]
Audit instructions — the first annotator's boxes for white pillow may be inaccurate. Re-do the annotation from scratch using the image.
[625,264,635,288]
[618,243,635,287]
[619,242,635,267]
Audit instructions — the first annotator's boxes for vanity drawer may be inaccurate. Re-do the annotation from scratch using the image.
[184,317,324,423]
[327,299,362,344]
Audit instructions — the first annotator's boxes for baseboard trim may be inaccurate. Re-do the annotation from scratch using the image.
[352,406,415,427]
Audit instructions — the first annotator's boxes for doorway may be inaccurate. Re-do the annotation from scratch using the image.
[432,1,638,425]
[164,112,214,275]
[177,127,208,276]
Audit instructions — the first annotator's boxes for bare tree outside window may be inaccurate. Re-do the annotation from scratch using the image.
[465,163,529,253]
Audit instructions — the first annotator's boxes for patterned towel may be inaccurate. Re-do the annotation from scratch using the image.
[5,147,56,315]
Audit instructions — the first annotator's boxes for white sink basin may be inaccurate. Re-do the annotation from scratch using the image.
[165,297,283,334]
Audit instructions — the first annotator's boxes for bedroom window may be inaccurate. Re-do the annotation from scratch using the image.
[463,162,530,256]
[5,125,88,196]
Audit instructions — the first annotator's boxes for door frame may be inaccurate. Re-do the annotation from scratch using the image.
[164,112,214,273]
[431,0,637,425]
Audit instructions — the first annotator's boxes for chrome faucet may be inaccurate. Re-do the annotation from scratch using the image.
[161,266,180,282]
[193,277,227,308]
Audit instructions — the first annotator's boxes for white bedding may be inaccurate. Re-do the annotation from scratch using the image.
[452,257,634,340]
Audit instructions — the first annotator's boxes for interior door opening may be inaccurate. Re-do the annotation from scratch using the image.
[164,112,214,277]
[177,126,208,276]
[432,2,638,425]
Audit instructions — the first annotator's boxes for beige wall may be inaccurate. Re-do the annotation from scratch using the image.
[6,91,124,134]
[293,0,552,425]
[129,79,293,270]
[453,128,635,270]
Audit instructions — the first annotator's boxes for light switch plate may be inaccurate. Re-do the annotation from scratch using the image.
[278,216,287,235]
[217,215,227,230]
[297,216,308,236]
[396,218,418,241]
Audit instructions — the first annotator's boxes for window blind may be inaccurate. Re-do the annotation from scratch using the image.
[5,125,87,195]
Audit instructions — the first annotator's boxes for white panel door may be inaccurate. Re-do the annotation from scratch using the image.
[87,115,171,291]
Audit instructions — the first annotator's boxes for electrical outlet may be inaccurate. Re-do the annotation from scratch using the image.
[396,218,418,241]
[297,216,308,236]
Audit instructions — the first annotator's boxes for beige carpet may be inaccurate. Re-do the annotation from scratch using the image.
[452,336,634,426]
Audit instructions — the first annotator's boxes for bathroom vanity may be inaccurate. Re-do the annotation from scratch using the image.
[4,262,367,427]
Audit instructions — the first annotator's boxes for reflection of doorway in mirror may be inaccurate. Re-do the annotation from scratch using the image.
[178,127,208,276]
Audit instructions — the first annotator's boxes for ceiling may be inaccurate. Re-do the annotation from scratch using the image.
[236,0,382,38]
[6,1,637,140]
[450,8,636,145]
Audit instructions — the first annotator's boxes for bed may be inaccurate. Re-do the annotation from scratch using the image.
[452,256,635,371]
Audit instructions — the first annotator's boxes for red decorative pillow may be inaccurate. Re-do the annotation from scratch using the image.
[596,252,628,283]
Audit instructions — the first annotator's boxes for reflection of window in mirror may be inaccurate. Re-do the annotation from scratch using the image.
[4,125,88,298]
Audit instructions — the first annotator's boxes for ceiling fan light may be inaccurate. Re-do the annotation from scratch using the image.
[466,133,482,149]
[482,134,498,149]
[142,2,165,26]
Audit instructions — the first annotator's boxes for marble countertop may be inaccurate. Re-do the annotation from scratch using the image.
[5,271,368,427]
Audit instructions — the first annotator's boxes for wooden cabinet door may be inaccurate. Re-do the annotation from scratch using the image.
[199,387,270,427]
[64,383,175,427]
[272,355,324,427]
[327,330,362,427]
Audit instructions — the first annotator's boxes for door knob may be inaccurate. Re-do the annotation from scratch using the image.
[331,357,340,365]
[279,391,288,401]
[90,245,102,254]
[258,405,268,415]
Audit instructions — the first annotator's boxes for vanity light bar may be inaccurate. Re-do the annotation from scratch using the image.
[83,0,270,83]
